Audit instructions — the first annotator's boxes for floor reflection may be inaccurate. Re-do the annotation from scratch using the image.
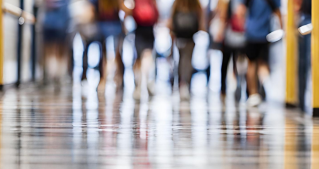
[0,84,316,169]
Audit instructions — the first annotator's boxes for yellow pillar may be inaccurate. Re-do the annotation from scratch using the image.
[312,125,319,168]
[312,0,319,117]
[284,120,297,169]
[0,0,3,88]
[285,0,298,106]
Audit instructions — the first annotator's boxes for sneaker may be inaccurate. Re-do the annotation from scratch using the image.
[247,94,262,107]
[180,84,190,101]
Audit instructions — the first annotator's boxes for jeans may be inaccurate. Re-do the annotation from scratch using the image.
[298,14,311,111]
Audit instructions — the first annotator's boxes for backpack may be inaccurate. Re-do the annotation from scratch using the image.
[133,0,159,27]
[97,0,120,21]
[224,0,246,49]
[173,12,199,39]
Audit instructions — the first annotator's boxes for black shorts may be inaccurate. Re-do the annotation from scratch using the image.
[135,26,155,58]
[43,28,67,43]
[245,42,269,62]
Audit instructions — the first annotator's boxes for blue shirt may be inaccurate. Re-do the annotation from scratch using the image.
[45,0,69,9]
[244,0,280,42]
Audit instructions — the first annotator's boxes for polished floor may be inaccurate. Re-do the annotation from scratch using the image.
[0,81,317,169]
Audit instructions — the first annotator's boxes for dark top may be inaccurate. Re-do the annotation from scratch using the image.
[300,0,311,16]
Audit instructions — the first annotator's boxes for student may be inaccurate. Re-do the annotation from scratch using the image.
[42,0,71,87]
[213,0,246,102]
[84,0,127,91]
[132,0,159,99]
[168,0,205,100]
[236,0,283,107]
[297,0,311,112]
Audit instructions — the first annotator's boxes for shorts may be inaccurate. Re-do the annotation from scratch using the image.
[97,21,123,40]
[135,26,155,58]
[43,7,69,43]
[245,42,269,62]
[43,28,67,43]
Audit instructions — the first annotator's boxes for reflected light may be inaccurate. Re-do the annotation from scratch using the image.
[73,33,84,66]
[199,0,209,8]
[87,42,101,68]
[193,31,210,70]
[87,68,100,90]
[124,0,135,9]
[155,27,172,54]
[119,10,125,21]
[124,16,137,33]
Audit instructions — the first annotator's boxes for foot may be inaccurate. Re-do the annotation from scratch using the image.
[133,86,141,100]
[147,81,156,96]
[180,84,190,101]
[220,93,226,105]
[114,72,124,90]
[97,80,106,92]
[247,94,262,107]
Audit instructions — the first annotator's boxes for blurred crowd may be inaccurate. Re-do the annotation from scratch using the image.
[37,0,311,110]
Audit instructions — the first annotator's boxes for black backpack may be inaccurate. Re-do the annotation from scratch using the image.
[173,11,199,38]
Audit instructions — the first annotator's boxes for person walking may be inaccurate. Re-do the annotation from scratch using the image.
[297,0,311,112]
[213,0,246,102]
[236,0,283,107]
[84,0,127,91]
[168,0,205,100]
[42,0,71,88]
[132,0,159,99]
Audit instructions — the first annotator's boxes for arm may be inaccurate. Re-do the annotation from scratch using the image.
[199,9,207,31]
[266,0,283,29]
[215,0,230,42]
[167,1,177,60]
[274,9,283,29]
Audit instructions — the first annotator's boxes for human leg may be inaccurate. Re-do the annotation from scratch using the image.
[177,39,195,100]
[245,43,262,107]
[221,45,232,95]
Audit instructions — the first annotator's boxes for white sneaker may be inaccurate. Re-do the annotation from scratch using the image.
[180,84,190,101]
[247,94,262,107]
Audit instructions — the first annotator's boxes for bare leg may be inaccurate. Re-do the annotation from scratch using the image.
[246,59,262,107]
[98,41,107,91]
[257,61,269,84]
[247,60,258,96]
[133,58,142,99]
[114,37,124,90]
[57,43,69,83]
[177,40,195,100]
